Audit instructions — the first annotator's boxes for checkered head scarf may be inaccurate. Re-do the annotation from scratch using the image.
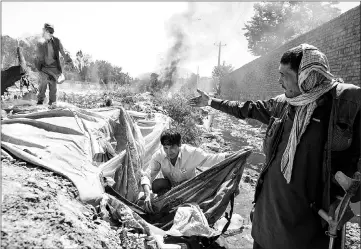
[281,44,339,183]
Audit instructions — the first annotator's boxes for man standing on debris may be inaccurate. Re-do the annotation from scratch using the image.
[188,44,360,249]
[140,129,229,213]
[34,23,73,105]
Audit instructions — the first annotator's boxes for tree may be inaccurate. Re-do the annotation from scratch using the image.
[212,62,234,78]
[95,60,113,84]
[243,2,341,56]
[212,62,234,96]
[111,66,123,84]
[72,50,93,81]
[148,73,160,92]
[1,36,20,69]
[180,73,198,96]
[88,62,98,82]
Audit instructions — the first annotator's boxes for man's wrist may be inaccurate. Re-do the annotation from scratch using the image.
[207,98,213,106]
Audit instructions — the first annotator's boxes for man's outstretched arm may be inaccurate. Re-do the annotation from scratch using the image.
[58,40,72,64]
[188,89,280,125]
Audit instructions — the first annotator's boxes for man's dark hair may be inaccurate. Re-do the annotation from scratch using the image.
[280,46,303,73]
[44,23,54,34]
[160,129,181,146]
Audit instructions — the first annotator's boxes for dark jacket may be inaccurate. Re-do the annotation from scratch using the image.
[210,82,360,248]
[34,37,71,73]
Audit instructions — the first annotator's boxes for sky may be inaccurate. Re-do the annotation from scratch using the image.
[2,2,360,78]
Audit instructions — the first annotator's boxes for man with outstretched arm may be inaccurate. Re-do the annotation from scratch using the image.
[140,129,229,213]
[188,44,360,249]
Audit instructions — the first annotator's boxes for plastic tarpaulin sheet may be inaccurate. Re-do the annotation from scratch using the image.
[101,147,251,230]
[141,149,251,229]
[100,148,251,247]
[166,203,221,237]
[1,105,170,204]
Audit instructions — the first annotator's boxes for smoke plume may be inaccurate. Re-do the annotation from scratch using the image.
[158,2,254,93]
[159,4,195,91]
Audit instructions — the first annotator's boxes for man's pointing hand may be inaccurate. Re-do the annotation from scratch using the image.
[187,89,211,107]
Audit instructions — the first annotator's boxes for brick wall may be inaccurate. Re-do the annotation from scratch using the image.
[224,5,360,101]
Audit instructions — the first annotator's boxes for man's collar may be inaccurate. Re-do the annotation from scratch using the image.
[177,148,183,159]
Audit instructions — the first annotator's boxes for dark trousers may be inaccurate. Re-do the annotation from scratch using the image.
[253,235,337,249]
[37,71,57,104]
[136,178,172,207]
[253,241,264,249]
[152,178,172,195]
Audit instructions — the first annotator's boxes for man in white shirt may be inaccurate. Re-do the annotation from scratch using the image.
[140,129,228,213]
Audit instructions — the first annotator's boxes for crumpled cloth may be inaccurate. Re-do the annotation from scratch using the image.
[166,203,221,238]
[1,105,170,205]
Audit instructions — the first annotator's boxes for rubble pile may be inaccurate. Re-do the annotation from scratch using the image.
[131,93,167,116]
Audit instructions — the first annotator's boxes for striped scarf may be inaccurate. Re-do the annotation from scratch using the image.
[281,44,338,183]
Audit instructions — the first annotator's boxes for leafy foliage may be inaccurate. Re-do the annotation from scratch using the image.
[57,87,203,146]
[178,73,199,98]
[243,2,341,56]
[147,73,161,93]
[72,50,92,81]
[153,93,203,146]
[212,62,234,96]
[212,63,234,79]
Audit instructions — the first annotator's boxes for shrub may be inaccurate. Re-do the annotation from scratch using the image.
[57,83,205,146]
[154,93,203,146]
[111,85,136,98]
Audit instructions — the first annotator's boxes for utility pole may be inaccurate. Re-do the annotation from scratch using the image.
[214,42,227,67]
[214,42,226,96]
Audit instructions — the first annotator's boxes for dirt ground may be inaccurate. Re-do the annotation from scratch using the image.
[1,160,147,249]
